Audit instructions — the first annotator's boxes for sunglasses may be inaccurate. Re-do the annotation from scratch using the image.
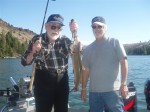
[51,25,62,30]
[92,25,103,29]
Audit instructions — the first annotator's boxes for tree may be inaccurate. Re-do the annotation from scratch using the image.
[0,33,6,50]
[6,32,14,48]
[0,31,28,57]
[143,45,147,55]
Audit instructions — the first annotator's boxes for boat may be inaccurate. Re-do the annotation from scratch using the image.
[0,76,147,112]
[144,79,150,112]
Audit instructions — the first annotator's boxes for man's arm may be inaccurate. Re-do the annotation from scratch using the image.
[21,36,42,66]
[120,58,128,85]
[81,65,90,102]
[120,58,128,98]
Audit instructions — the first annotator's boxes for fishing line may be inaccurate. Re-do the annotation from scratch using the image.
[40,0,50,35]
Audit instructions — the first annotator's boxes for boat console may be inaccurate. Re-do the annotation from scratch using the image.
[0,77,35,112]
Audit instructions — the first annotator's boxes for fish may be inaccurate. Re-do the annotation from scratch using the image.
[70,19,82,91]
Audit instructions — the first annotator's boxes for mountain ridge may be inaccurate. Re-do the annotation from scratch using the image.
[0,18,36,43]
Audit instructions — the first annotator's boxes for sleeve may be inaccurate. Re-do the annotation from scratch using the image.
[61,35,72,53]
[21,35,40,66]
[115,39,127,61]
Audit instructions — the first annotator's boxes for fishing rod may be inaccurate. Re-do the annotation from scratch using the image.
[40,0,52,35]
[28,0,55,93]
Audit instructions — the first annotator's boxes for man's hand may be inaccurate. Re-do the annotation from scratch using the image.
[69,19,79,33]
[32,37,42,54]
[120,84,128,98]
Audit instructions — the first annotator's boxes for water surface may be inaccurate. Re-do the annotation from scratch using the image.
[0,56,150,111]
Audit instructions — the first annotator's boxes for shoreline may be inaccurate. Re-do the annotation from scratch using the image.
[0,56,21,59]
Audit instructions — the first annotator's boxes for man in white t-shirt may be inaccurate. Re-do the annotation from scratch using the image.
[81,16,128,112]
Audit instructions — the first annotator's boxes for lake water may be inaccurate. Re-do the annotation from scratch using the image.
[0,56,150,112]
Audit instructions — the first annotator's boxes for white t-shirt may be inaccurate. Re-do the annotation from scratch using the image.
[82,37,127,92]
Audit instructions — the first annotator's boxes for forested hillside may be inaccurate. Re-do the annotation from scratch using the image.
[0,32,27,57]
[124,42,150,55]
[0,19,35,58]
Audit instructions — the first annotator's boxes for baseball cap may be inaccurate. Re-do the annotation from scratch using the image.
[47,14,64,26]
[92,16,106,26]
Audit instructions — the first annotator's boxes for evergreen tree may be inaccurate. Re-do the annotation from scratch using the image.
[143,45,147,55]
[0,31,28,58]
[0,33,6,51]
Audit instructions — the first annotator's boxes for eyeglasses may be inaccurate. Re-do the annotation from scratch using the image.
[92,25,103,29]
[51,25,62,30]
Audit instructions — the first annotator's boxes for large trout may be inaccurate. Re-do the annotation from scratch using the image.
[70,19,82,91]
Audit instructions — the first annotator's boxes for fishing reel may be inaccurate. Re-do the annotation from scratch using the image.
[144,78,150,110]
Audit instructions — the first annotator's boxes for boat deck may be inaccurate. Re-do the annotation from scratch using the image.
[0,97,90,112]
[1,107,89,112]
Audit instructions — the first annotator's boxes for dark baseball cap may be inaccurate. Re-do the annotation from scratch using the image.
[92,16,106,25]
[47,14,64,26]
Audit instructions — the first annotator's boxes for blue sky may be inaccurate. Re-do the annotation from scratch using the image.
[0,0,150,45]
